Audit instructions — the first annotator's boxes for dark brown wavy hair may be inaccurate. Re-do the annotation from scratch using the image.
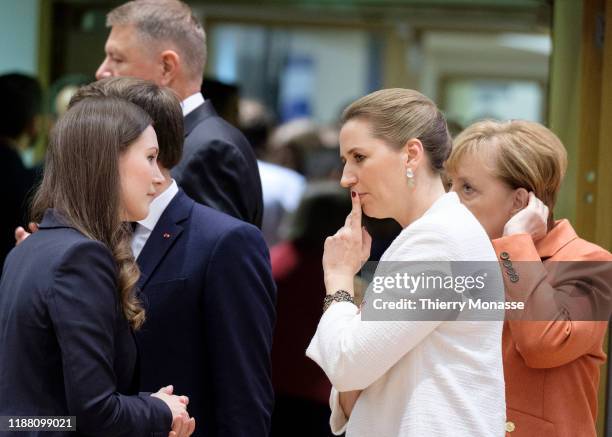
[31,97,152,329]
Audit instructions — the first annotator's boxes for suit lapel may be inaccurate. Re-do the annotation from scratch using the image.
[183,100,217,138]
[136,190,193,289]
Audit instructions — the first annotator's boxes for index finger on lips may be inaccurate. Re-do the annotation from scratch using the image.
[350,190,362,232]
[344,211,352,229]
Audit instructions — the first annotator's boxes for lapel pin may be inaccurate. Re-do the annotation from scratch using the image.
[163,232,171,239]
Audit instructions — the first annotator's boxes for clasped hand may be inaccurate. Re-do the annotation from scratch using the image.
[151,385,195,437]
[323,191,372,294]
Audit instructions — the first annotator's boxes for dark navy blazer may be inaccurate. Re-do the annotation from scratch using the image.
[171,100,264,229]
[134,189,276,437]
[0,210,171,437]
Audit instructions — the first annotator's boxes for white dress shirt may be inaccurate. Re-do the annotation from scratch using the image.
[131,180,179,259]
[181,92,205,117]
[306,193,506,436]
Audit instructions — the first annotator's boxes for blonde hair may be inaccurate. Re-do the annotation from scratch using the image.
[107,0,206,83]
[342,88,452,172]
[446,119,568,211]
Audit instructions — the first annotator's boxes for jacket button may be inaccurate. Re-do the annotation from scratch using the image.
[505,421,515,432]
[502,259,513,268]
[500,252,510,260]
[509,275,519,283]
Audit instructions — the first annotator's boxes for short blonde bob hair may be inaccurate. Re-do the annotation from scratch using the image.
[446,119,568,212]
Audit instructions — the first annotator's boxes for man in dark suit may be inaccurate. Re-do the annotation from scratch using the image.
[95,0,263,228]
[69,78,276,436]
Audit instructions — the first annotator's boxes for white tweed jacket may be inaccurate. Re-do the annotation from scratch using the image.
[306,192,506,436]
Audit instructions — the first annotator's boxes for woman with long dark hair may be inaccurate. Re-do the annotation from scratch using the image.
[0,96,194,436]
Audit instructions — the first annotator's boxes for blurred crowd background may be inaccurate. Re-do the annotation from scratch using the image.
[1,0,611,435]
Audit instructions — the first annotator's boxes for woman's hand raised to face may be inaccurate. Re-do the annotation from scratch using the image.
[323,191,372,295]
[503,192,549,241]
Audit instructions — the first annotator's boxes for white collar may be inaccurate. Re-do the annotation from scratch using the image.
[137,179,179,231]
[181,92,205,117]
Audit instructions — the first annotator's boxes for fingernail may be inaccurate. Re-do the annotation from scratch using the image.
[351,191,356,198]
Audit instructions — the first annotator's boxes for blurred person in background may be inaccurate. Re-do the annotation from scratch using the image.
[48,74,92,119]
[446,119,612,437]
[96,0,263,227]
[0,73,42,268]
[270,181,350,437]
[267,118,320,176]
[311,125,344,181]
[306,89,506,436]
[0,95,195,437]
[239,98,306,246]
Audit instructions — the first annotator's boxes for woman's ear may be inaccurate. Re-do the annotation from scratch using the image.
[511,187,529,214]
[402,138,423,167]
[159,50,180,86]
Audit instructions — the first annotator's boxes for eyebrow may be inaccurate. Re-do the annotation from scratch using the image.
[454,175,477,187]
[340,147,363,159]
[105,45,121,56]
